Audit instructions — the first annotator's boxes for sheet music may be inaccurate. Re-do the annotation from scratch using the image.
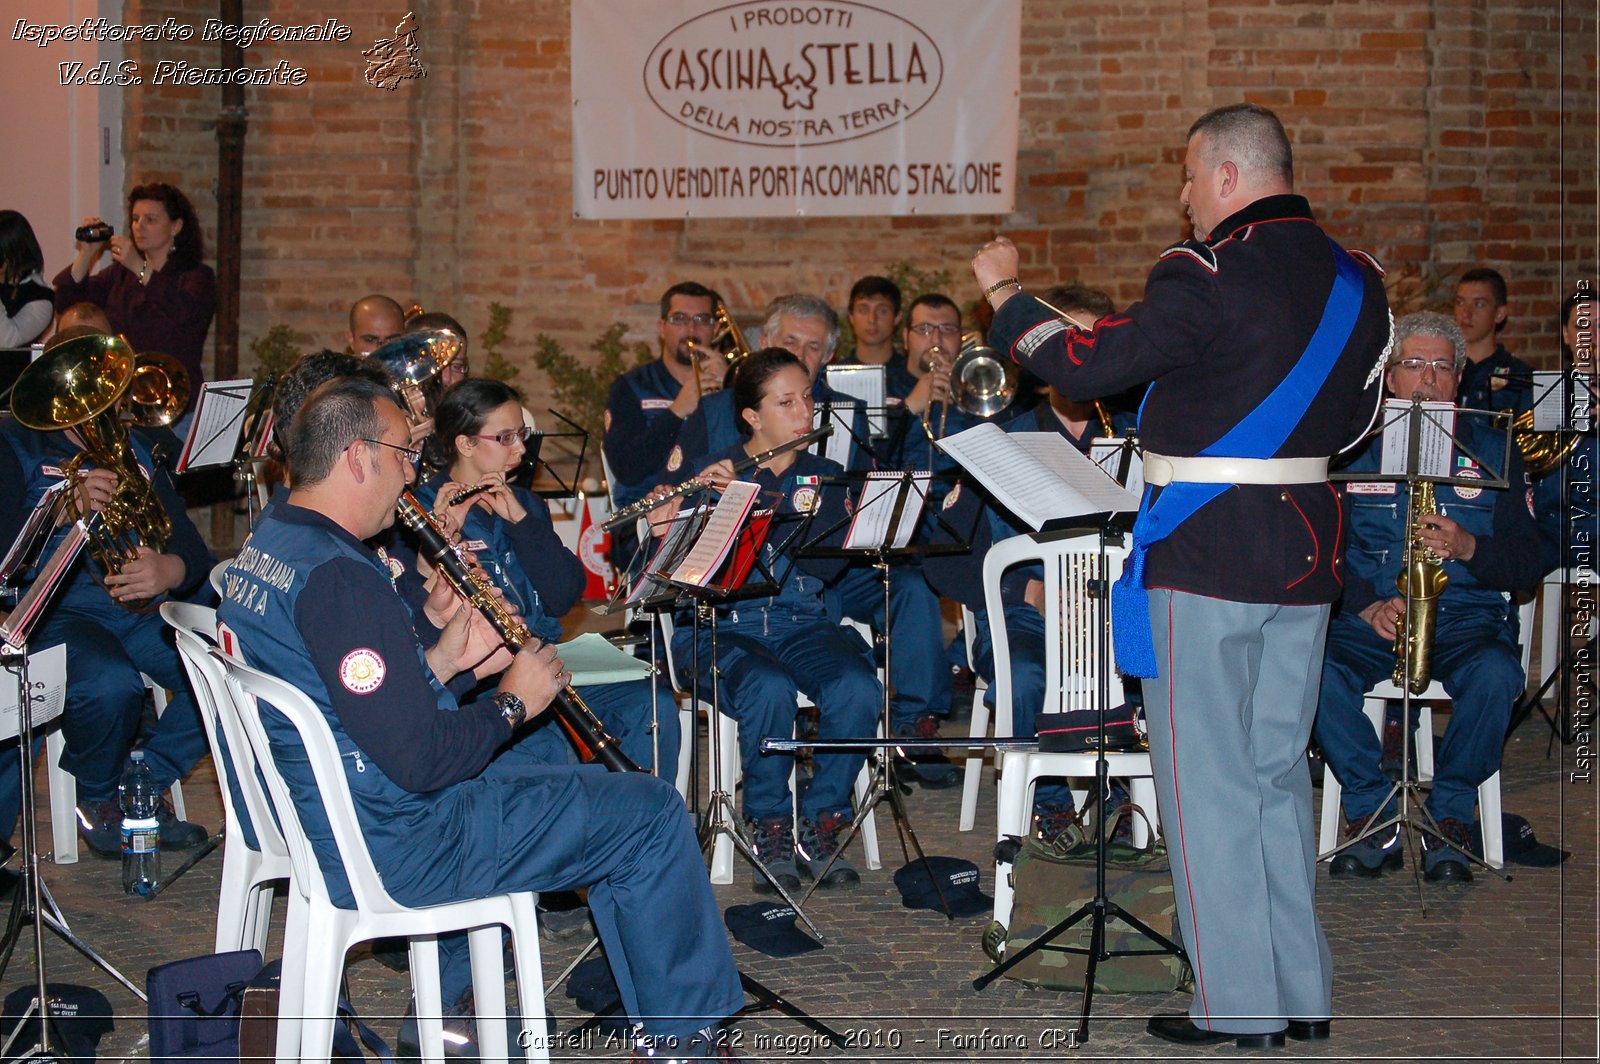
[938,423,1142,530]
[825,365,888,438]
[0,642,67,740]
[1379,399,1455,478]
[0,480,67,583]
[1088,437,1145,496]
[671,480,759,586]
[177,378,254,472]
[1,522,88,652]
[813,400,861,468]
[625,504,705,605]
[844,471,930,549]
[1530,371,1567,433]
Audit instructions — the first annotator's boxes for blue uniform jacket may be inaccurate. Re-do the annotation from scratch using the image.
[1336,414,1543,618]
[603,359,687,509]
[0,419,212,616]
[986,194,1390,606]
[1460,344,1534,415]
[218,500,515,909]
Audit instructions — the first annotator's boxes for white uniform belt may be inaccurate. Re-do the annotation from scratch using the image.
[1143,452,1330,487]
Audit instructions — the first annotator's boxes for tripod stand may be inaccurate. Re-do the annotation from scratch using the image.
[968,524,1185,1042]
[0,644,144,1063]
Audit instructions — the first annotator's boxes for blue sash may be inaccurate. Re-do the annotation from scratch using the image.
[1112,241,1365,676]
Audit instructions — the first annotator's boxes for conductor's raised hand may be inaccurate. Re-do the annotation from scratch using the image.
[971,236,1020,293]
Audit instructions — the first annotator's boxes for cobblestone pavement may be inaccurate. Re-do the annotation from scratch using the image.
[5,697,1595,1062]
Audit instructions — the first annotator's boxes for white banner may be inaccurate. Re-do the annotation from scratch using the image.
[571,0,1020,219]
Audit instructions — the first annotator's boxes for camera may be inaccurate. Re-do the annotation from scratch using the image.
[74,223,114,242]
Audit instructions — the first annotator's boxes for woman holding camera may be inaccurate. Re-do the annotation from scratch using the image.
[54,183,216,412]
[0,211,52,348]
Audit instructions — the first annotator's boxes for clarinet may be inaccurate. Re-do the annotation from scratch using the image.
[396,491,642,773]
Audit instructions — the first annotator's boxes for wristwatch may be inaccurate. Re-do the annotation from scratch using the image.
[492,690,527,731]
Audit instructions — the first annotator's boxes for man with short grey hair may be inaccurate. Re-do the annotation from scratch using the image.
[1314,310,1542,887]
[973,101,1391,1048]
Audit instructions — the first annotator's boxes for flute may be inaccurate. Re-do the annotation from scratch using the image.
[602,423,833,531]
[396,491,642,773]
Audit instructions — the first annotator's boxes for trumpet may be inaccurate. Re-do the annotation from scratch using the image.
[923,332,1018,439]
[396,492,642,773]
[602,424,832,531]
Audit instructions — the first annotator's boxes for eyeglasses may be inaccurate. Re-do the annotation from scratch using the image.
[908,322,961,337]
[1392,358,1458,375]
[663,313,716,327]
[360,438,422,465]
[472,426,535,446]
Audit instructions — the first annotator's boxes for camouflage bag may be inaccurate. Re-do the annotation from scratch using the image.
[999,805,1192,993]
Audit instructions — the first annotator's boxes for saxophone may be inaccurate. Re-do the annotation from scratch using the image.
[1392,481,1449,694]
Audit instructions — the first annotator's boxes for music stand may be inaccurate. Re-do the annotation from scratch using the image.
[174,377,265,530]
[793,469,971,915]
[0,516,146,1053]
[1325,399,1516,899]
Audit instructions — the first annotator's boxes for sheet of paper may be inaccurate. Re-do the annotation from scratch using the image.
[826,365,889,438]
[670,480,759,586]
[813,400,861,468]
[938,423,1142,529]
[844,471,931,549]
[560,631,653,686]
[177,378,254,472]
[1529,371,1567,433]
[626,504,704,605]
[0,642,66,740]
[1379,399,1455,478]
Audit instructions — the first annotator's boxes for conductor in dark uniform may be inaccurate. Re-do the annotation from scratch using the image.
[973,103,1390,1048]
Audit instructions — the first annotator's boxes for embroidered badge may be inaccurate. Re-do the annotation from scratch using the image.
[640,398,674,411]
[666,444,683,473]
[464,538,489,553]
[792,486,819,513]
[375,547,404,585]
[1490,368,1509,391]
[943,482,962,510]
[339,648,386,694]
[795,474,819,487]
[1346,482,1396,495]
[1452,467,1483,501]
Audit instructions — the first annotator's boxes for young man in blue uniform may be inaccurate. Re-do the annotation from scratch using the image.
[602,282,727,569]
[1315,312,1543,883]
[1453,267,1534,415]
[219,377,743,1061]
[973,102,1391,1048]
[0,336,213,858]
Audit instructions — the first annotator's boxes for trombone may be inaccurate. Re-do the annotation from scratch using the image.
[685,299,754,398]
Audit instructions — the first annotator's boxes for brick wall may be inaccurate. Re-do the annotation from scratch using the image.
[116,0,1597,398]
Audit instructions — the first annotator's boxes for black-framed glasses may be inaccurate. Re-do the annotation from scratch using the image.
[472,426,535,446]
[663,312,716,327]
[360,438,423,465]
[908,322,961,337]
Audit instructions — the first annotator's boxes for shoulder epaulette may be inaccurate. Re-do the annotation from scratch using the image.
[1348,249,1385,277]
[1158,240,1218,274]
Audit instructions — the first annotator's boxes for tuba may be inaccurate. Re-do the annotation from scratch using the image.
[1512,405,1580,478]
[370,328,464,425]
[10,333,173,609]
[1392,481,1448,693]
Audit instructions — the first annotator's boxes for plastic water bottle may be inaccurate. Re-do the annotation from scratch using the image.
[120,751,161,896]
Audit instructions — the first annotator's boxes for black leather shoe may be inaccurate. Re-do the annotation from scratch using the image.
[1287,1019,1331,1041]
[1146,1015,1286,1048]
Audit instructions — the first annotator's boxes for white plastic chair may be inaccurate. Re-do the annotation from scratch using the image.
[659,612,881,884]
[1317,598,1536,869]
[46,671,184,865]
[978,532,1160,930]
[160,600,292,954]
[955,604,991,832]
[215,651,547,1064]
[209,557,233,600]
